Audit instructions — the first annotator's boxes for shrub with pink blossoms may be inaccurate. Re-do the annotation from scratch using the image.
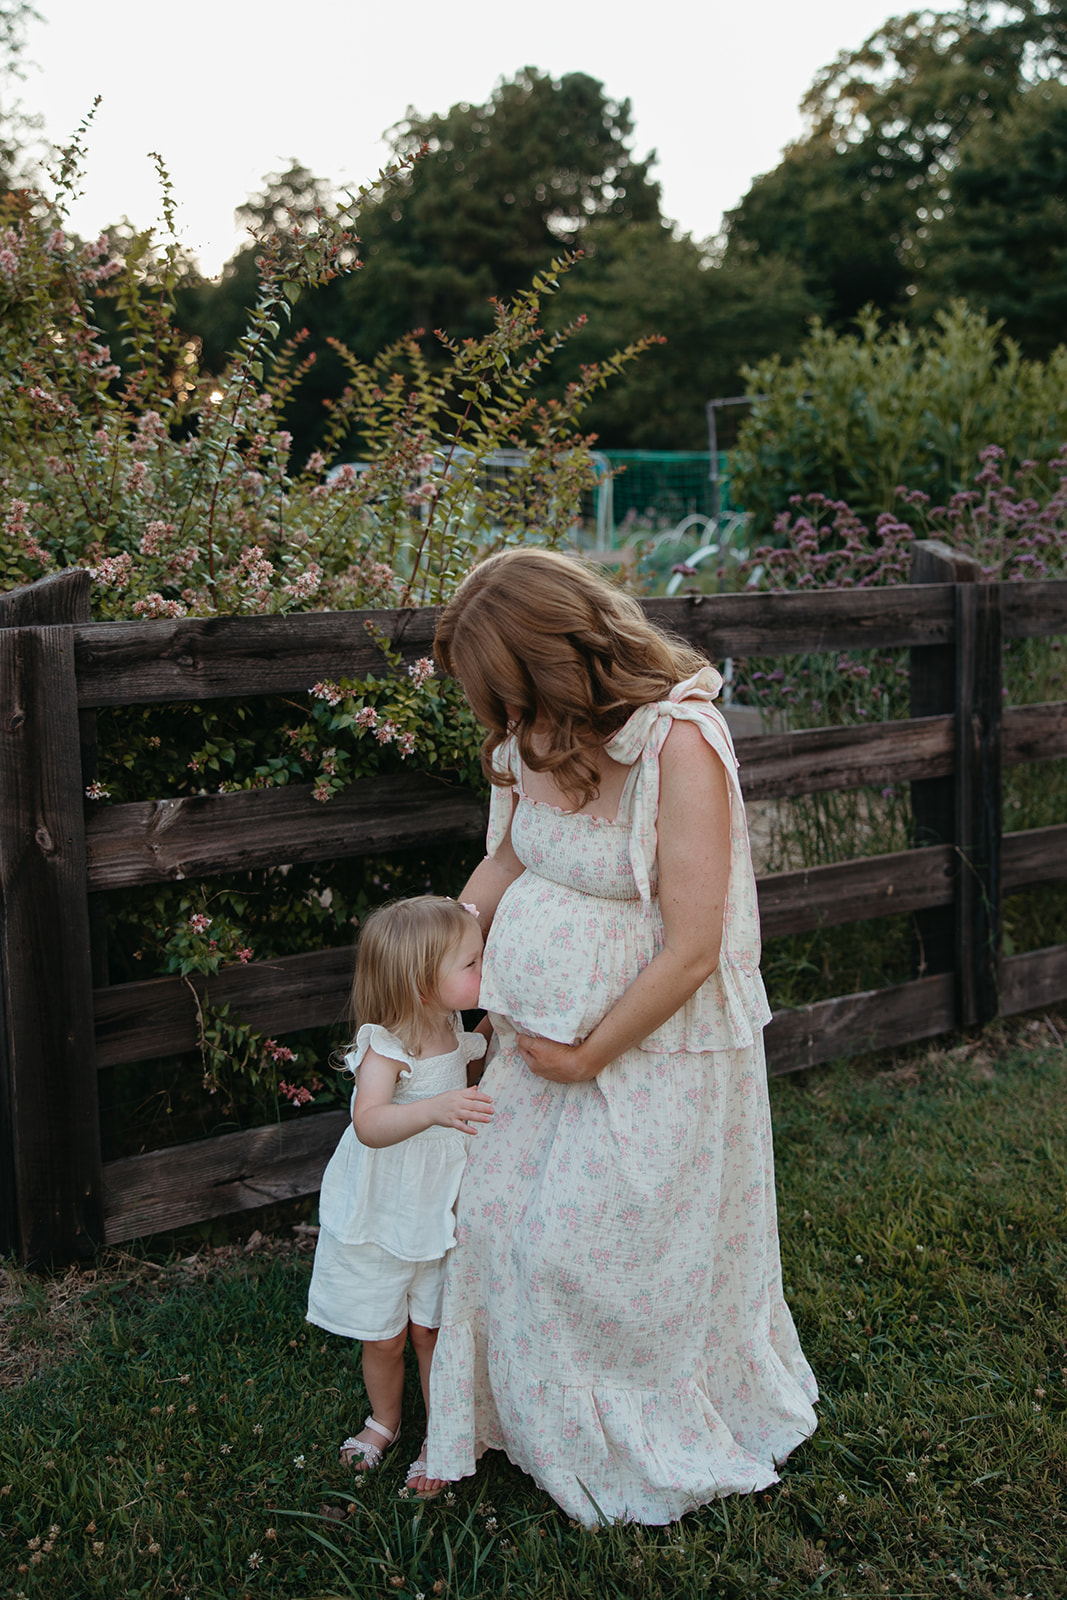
[0,127,650,617]
[0,128,655,1133]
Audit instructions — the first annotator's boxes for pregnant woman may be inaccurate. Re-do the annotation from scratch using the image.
[424,547,817,1524]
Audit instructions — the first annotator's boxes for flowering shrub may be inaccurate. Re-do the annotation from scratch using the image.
[732,301,1067,539]
[898,445,1067,581]
[0,144,645,616]
[729,447,1067,1004]
[0,133,655,1134]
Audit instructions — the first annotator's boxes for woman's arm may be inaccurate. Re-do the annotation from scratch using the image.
[458,789,525,939]
[517,719,731,1083]
[351,1048,494,1148]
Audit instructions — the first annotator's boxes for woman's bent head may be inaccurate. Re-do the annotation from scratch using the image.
[434,547,707,807]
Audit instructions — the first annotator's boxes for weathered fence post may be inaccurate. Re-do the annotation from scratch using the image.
[955,580,1003,1026]
[0,570,103,1262]
[909,541,1002,1026]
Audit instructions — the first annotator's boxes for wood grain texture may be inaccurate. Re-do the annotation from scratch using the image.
[765,972,956,1076]
[643,586,958,655]
[734,715,954,801]
[71,588,965,709]
[101,1109,348,1241]
[909,541,973,982]
[94,946,355,1067]
[1002,701,1067,765]
[0,626,102,1261]
[0,569,91,628]
[1002,824,1067,891]
[85,771,489,890]
[999,943,1067,1015]
[1001,579,1067,640]
[756,845,955,939]
[954,583,1002,1027]
[74,606,441,707]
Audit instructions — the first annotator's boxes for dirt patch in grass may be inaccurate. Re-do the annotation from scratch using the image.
[0,1226,320,1390]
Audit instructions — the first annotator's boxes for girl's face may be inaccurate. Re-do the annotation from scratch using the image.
[431,920,484,1015]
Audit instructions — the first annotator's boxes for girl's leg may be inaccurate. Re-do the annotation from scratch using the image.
[405,1321,447,1495]
[341,1328,406,1468]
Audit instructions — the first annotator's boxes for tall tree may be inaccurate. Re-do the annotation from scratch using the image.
[544,223,818,449]
[915,81,1067,353]
[0,1,42,192]
[180,70,665,458]
[725,3,1067,324]
[336,66,662,357]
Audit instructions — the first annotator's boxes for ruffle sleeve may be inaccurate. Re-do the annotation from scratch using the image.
[462,1032,488,1066]
[346,1022,415,1081]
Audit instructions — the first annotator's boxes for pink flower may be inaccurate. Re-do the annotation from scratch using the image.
[310,680,343,706]
[353,705,378,729]
[281,563,323,602]
[140,521,175,556]
[188,914,212,934]
[408,657,435,688]
[375,720,398,745]
[89,553,134,589]
[85,781,110,800]
[397,731,416,757]
[265,1039,297,1064]
[237,947,253,964]
[132,593,186,619]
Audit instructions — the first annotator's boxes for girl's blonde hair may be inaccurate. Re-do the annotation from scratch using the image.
[350,895,477,1055]
[434,547,708,808]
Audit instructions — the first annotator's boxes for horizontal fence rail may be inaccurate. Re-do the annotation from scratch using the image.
[82,706,1067,893]
[69,580,1067,710]
[91,823,1067,1070]
[2,560,1065,1260]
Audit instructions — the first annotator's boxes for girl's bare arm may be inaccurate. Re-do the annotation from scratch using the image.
[351,1048,494,1147]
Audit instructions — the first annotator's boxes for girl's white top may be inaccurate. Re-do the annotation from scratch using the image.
[316,1022,487,1262]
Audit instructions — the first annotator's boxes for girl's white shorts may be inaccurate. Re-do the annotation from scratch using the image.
[306,1229,448,1341]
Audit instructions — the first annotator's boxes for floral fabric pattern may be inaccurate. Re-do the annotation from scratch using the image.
[427,679,817,1525]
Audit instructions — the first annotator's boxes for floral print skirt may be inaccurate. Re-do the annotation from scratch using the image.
[426,1031,818,1526]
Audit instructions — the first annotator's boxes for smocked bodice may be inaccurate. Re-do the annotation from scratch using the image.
[477,670,771,1054]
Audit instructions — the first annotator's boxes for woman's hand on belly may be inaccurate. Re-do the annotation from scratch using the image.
[516,1033,601,1083]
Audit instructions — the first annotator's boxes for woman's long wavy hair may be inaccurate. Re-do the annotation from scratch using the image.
[434,548,709,809]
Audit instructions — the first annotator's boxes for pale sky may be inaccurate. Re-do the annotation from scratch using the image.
[24,0,905,275]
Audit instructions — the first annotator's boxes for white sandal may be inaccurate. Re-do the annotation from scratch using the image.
[404,1441,446,1500]
[340,1415,400,1470]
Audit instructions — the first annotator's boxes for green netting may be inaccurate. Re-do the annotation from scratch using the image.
[597,450,736,538]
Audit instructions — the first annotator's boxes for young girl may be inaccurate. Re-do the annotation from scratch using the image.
[306,895,493,1498]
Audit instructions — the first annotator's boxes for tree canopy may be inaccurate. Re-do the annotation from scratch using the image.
[725,2,1067,339]
[176,69,817,457]
[0,1,41,192]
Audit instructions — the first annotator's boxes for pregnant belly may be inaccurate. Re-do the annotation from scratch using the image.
[478,874,660,1044]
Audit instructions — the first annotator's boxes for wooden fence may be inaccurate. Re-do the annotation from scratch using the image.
[2,548,1066,1265]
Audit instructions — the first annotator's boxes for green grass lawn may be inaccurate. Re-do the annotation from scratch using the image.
[2,1018,1065,1600]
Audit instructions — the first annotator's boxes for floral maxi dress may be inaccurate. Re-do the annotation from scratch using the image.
[426,669,818,1525]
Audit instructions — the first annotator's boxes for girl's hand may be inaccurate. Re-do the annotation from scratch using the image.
[433,1086,494,1134]
[516,1034,602,1083]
